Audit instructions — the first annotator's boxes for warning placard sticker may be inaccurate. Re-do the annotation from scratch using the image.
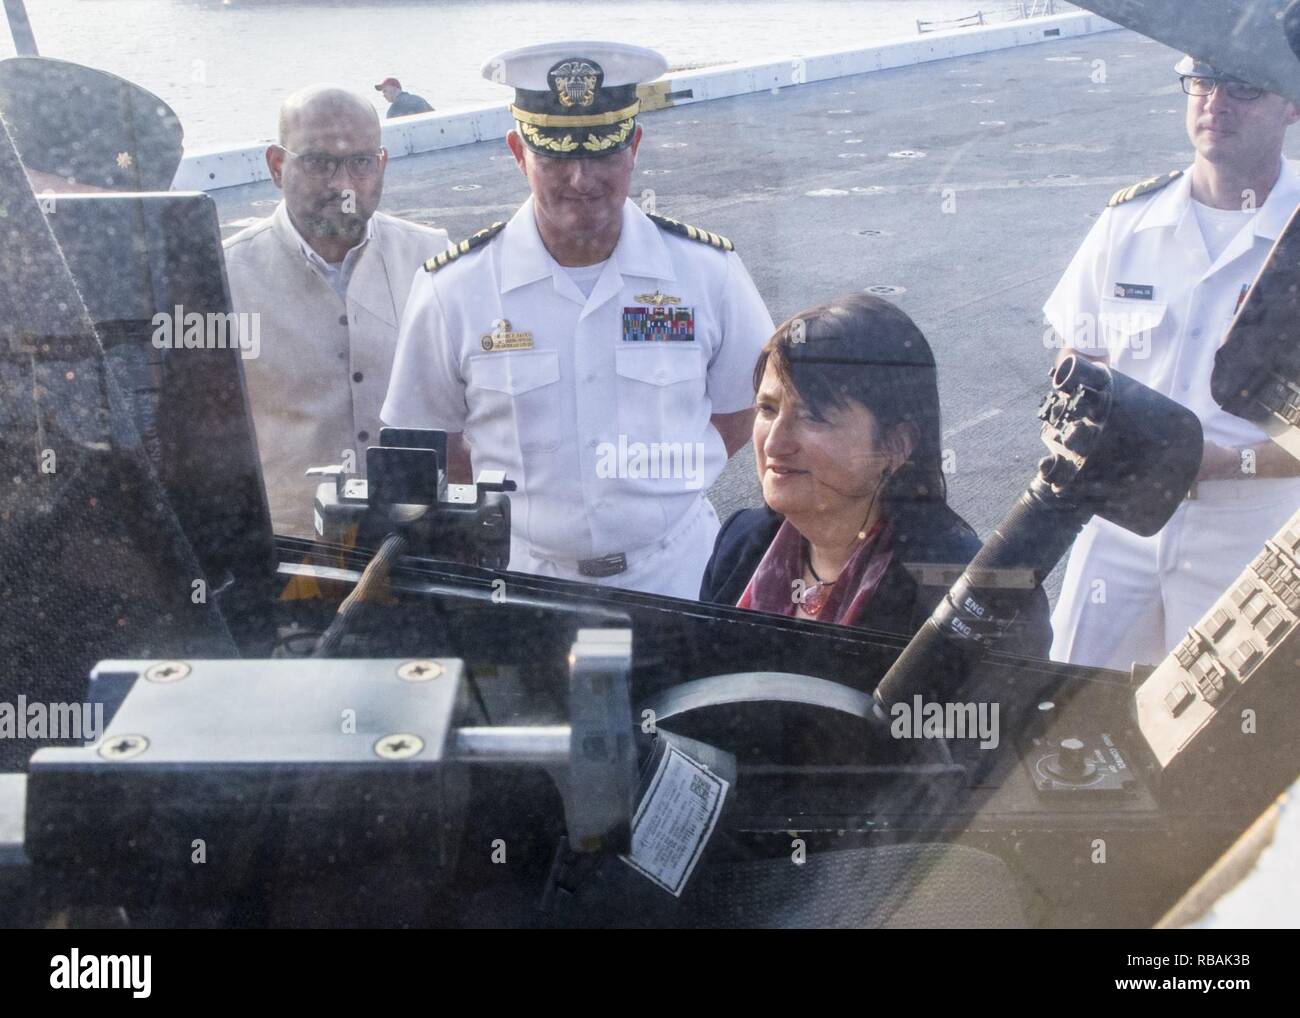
[620,744,728,896]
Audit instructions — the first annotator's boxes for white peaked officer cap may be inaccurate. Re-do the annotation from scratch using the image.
[482,41,668,158]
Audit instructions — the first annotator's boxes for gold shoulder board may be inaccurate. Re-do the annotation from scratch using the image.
[423,221,507,273]
[1108,170,1183,208]
[646,212,735,252]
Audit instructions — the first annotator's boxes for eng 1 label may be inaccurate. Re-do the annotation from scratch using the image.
[620,744,728,897]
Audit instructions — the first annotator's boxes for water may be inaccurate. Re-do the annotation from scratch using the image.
[3,0,1045,148]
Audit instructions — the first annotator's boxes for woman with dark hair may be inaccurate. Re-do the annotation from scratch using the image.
[700,293,1050,653]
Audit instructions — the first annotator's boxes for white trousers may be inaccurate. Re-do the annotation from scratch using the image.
[508,497,721,600]
[1051,478,1300,671]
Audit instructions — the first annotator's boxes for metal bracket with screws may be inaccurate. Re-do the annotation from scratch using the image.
[144,661,190,683]
[374,733,425,760]
[97,734,149,760]
[397,660,444,682]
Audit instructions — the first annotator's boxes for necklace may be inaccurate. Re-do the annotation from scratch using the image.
[799,474,892,621]
[801,514,886,620]
[802,547,837,619]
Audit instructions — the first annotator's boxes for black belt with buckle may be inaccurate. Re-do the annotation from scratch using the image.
[578,552,628,578]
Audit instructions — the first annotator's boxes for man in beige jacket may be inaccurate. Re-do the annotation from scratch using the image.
[224,85,448,537]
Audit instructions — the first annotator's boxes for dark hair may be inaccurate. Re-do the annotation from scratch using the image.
[754,292,948,511]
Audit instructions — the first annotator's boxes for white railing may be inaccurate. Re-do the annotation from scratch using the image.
[178,7,1117,191]
[917,1,1066,34]
[917,12,985,33]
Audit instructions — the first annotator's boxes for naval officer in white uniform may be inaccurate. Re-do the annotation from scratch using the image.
[1044,56,1300,671]
[382,42,773,598]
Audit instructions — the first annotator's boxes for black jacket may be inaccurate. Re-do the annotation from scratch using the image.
[386,92,434,118]
[699,503,1052,659]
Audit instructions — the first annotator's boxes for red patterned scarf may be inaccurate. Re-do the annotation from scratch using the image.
[737,518,893,626]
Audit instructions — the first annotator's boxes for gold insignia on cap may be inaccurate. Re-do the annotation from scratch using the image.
[582,119,635,152]
[549,59,601,108]
[517,118,637,155]
[115,151,133,170]
[511,103,639,129]
[519,121,579,154]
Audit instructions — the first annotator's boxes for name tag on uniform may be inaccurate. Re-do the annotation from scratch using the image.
[623,305,695,342]
[480,319,534,352]
[1114,283,1154,301]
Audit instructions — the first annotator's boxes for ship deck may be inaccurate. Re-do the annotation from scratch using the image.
[210,28,1300,596]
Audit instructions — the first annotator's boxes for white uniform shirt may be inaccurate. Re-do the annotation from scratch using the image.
[1044,160,1300,669]
[1043,159,1300,448]
[382,197,773,568]
[224,202,449,536]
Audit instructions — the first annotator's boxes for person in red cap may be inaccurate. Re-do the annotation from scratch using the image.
[374,77,433,119]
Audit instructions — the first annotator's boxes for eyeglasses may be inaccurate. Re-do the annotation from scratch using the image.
[277,147,385,179]
[1180,76,1265,101]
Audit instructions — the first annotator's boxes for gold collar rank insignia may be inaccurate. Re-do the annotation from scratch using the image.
[480,319,535,352]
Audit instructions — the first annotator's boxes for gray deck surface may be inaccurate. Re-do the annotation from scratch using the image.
[212,29,1300,601]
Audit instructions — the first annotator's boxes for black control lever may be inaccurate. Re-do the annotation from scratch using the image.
[874,357,1203,712]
